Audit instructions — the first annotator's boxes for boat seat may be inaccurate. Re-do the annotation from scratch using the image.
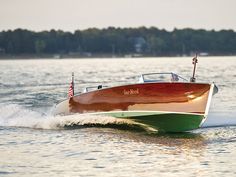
[97,85,103,89]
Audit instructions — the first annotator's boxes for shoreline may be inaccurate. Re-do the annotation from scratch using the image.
[1,54,236,60]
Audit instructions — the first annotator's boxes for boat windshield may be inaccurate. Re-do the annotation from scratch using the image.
[83,73,188,93]
[139,72,188,83]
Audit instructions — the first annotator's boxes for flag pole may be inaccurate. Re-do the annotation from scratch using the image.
[190,53,198,82]
[72,72,74,95]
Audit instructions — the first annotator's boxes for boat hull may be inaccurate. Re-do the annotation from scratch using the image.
[54,82,215,132]
[94,111,205,132]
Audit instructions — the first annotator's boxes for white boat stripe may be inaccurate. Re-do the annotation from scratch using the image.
[83,110,204,116]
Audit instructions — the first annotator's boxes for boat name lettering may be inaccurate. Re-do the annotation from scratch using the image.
[123,88,139,95]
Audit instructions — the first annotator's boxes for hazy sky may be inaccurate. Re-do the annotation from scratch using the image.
[0,0,236,32]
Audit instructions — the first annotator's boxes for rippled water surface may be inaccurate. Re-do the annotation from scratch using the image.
[0,57,236,176]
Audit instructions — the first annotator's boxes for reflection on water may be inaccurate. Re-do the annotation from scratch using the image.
[1,126,235,177]
[0,127,206,177]
[107,130,206,150]
[65,122,206,149]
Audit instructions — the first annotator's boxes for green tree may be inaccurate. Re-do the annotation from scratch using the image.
[35,40,46,54]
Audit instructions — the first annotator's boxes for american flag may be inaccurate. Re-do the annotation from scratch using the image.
[68,82,74,98]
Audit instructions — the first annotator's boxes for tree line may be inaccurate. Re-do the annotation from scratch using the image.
[0,27,236,57]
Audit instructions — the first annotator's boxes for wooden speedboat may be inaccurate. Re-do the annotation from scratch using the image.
[54,56,218,132]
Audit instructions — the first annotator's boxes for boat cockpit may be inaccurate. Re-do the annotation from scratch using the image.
[83,73,188,93]
[83,85,108,93]
[139,72,188,83]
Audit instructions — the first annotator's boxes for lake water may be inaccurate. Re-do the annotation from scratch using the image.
[0,57,236,176]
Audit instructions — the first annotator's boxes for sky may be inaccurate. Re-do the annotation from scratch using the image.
[0,0,236,32]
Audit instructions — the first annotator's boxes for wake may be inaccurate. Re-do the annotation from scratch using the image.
[0,104,235,130]
[0,104,134,130]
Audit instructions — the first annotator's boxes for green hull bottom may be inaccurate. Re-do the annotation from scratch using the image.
[102,111,205,133]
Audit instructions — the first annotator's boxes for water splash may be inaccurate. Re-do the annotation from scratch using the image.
[0,104,136,130]
[203,111,236,127]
